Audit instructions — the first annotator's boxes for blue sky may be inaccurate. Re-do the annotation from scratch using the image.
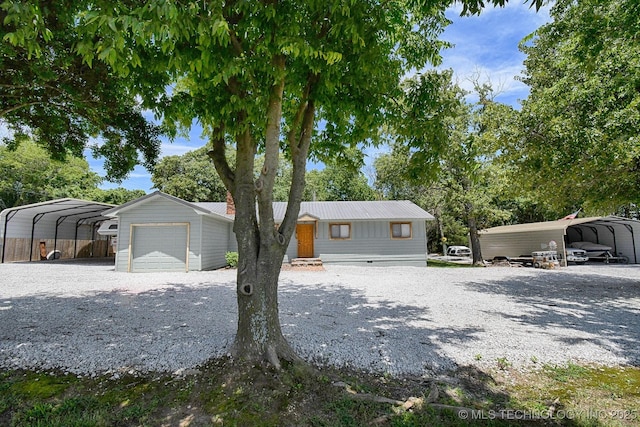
[94,3,551,193]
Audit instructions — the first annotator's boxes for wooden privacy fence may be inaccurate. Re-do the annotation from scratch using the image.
[0,238,113,263]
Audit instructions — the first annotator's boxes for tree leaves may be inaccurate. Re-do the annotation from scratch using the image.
[515,0,640,213]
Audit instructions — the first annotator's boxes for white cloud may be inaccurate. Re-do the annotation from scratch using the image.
[439,2,551,108]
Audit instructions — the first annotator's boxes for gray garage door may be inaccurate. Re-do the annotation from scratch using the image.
[130,224,189,272]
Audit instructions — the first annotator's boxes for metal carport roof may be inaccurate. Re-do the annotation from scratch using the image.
[1,198,115,263]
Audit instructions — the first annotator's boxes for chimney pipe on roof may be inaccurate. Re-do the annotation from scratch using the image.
[226,191,235,215]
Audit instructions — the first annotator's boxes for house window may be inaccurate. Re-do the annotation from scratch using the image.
[330,223,351,239]
[391,222,412,239]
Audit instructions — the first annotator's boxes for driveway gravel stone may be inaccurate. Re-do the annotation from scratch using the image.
[0,260,638,376]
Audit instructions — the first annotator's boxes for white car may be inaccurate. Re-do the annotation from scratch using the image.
[446,246,471,257]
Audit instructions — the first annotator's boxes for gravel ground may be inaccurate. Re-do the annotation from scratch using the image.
[1,260,639,376]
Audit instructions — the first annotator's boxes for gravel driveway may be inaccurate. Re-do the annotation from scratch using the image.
[1,260,639,376]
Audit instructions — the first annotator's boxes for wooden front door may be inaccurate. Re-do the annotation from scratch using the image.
[296,224,314,258]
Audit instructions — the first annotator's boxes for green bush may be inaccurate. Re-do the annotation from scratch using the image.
[225,251,238,268]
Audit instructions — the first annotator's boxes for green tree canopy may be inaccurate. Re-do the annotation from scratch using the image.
[0,140,142,209]
[151,146,228,202]
[377,72,513,261]
[513,0,640,213]
[304,148,376,201]
[1,0,162,181]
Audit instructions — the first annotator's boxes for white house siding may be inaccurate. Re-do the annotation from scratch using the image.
[479,229,565,261]
[115,198,202,272]
[287,220,428,265]
[200,216,230,270]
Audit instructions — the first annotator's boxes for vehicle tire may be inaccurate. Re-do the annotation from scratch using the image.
[533,262,541,268]
[619,256,629,264]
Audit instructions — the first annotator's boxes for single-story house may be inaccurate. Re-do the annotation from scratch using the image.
[104,191,434,272]
[478,216,640,265]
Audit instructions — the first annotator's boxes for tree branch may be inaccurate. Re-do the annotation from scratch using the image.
[257,55,286,245]
[207,126,236,192]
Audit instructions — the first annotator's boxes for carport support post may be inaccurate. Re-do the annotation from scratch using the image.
[1,211,17,263]
[54,216,65,257]
[29,213,45,262]
[623,224,637,263]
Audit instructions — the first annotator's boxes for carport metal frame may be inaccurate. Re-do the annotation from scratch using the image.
[1,199,114,263]
[567,216,638,264]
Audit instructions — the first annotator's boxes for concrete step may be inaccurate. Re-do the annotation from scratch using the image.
[290,258,323,267]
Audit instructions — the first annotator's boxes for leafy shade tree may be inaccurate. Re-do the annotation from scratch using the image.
[0,140,141,209]
[0,140,99,208]
[87,187,147,206]
[0,0,162,181]
[374,147,464,253]
[4,0,542,368]
[382,71,512,264]
[152,146,228,202]
[304,148,376,201]
[513,0,640,213]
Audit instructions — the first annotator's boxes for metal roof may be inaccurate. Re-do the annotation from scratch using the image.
[1,198,115,236]
[194,199,434,221]
[479,217,603,234]
[479,215,640,264]
[276,200,434,221]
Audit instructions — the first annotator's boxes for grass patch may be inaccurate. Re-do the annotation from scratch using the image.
[427,259,475,268]
[499,363,640,426]
[1,360,639,426]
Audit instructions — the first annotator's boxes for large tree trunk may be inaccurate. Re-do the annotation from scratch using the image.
[214,65,316,368]
[467,215,484,266]
[232,246,299,369]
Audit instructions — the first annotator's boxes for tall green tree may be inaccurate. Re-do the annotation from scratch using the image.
[380,72,512,264]
[513,0,640,214]
[304,148,376,201]
[0,140,100,208]
[0,140,141,209]
[0,0,162,181]
[152,146,228,202]
[4,0,542,368]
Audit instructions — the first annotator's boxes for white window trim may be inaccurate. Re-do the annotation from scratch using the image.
[329,223,352,240]
[390,222,412,240]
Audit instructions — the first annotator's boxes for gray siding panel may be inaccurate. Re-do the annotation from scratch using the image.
[200,216,229,270]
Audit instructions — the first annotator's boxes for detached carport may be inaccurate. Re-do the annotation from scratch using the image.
[478,216,640,265]
[0,198,115,263]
